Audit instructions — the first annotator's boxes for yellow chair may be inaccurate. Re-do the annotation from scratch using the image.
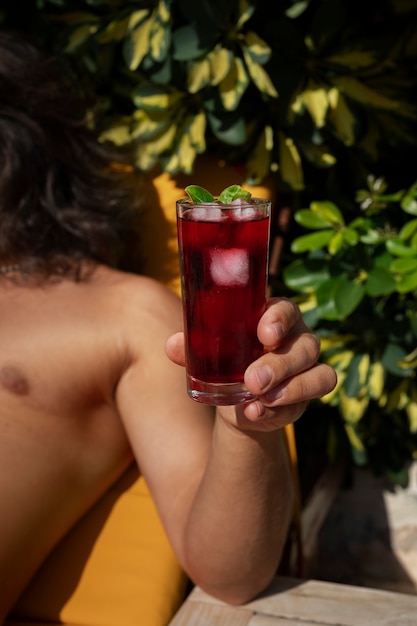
[8,468,187,626]
[6,157,301,626]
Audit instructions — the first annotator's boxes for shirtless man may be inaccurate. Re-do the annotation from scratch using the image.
[0,30,336,619]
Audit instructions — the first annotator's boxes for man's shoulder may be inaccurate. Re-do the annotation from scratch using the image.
[92,266,180,304]
[87,266,182,328]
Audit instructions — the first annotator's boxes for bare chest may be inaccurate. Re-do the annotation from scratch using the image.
[0,296,121,414]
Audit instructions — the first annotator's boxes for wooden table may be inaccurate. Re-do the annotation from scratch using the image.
[168,576,417,625]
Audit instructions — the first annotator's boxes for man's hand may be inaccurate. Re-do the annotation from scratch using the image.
[166,297,337,432]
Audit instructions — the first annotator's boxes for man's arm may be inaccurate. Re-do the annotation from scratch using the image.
[174,415,292,604]
[116,283,336,605]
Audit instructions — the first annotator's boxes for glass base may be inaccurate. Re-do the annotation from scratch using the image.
[187,375,256,406]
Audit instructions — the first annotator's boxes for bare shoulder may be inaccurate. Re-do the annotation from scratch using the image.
[89,266,184,359]
[92,265,182,325]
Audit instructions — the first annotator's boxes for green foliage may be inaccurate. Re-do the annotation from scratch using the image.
[2,0,417,480]
[1,0,416,194]
[283,176,417,480]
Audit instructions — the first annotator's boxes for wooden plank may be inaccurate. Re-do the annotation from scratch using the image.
[168,599,251,626]
[188,577,417,626]
[249,615,326,626]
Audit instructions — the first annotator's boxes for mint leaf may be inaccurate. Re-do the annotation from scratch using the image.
[184,183,252,204]
[185,185,215,203]
[218,185,252,204]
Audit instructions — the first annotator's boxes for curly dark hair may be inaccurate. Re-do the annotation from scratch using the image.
[0,29,142,280]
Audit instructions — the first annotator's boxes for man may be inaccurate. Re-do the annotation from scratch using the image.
[0,29,336,619]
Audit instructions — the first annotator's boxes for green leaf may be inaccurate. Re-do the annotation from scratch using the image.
[391,258,417,274]
[97,11,145,43]
[283,258,331,293]
[150,17,171,62]
[349,216,370,229]
[296,139,336,168]
[344,424,367,465]
[132,84,181,111]
[311,201,345,225]
[302,86,329,128]
[366,267,396,296]
[373,250,394,270]
[316,277,365,320]
[242,49,278,98]
[184,185,215,203]
[401,191,417,216]
[396,270,417,293]
[167,132,198,173]
[386,238,417,257]
[245,126,273,185]
[327,50,378,70]
[172,24,212,61]
[343,227,359,245]
[328,90,356,146]
[124,17,153,70]
[65,20,99,51]
[294,209,331,229]
[209,46,233,85]
[207,112,247,146]
[315,280,340,320]
[328,231,344,255]
[187,111,207,152]
[333,76,405,112]
[334,279,365,319]
[381,343,412,377]
[360,229,385,245]
[131,108,171,140]
[399,219,417,240]
[344,353,364,398]
[217,185,251,203]
[291,230,334,253]
[285,1,310,18]
[278,132,304,191]
[243,31,272,65]
[218,56,249,111]
[99,117,132,145]
[187,58,211,93]
[237,0,255,28]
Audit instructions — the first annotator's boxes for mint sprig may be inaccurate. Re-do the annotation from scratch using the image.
[185,184,252,204]
[218,185,251,203]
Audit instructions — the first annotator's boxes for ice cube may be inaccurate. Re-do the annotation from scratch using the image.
[230,198,250,205]
[192,206,223,222]
[231,205,258,220]
[209,248,249,286]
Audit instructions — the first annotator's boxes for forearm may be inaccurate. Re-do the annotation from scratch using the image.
[181,413,294,604]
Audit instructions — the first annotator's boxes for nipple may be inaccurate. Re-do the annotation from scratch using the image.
[0,365,30,396]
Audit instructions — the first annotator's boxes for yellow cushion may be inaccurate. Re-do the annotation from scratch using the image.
[8,467,187,626]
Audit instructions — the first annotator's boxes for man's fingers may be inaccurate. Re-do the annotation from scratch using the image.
[165,332,186,366]
[241,401,310,430]
[245,331,321,396]
[257,297,303,350]
[258,363,337,407]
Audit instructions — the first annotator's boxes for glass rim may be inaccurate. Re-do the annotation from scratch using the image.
[176,197,271,208]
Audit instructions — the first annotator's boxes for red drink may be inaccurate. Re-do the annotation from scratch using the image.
[177,199,271,405]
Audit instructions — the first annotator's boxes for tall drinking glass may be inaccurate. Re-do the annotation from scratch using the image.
[176,197,271,405]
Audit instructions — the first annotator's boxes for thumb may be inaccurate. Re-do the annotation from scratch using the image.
[165,332,186,366]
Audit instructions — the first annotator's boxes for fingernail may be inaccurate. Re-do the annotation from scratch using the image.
[244,400,266,420]
[273,322,284,342]
[253,365,273,391]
